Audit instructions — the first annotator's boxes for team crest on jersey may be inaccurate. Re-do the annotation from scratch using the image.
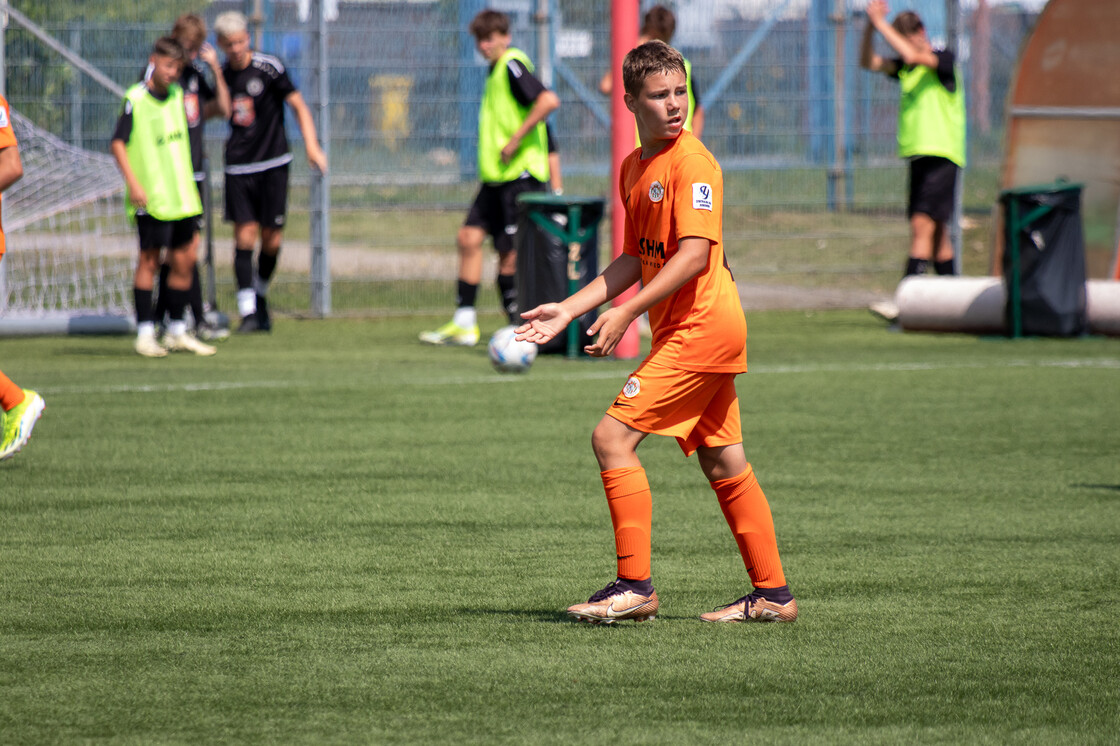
[247,78,264,97]
[622,375,641,398]
[184,93,201,126]
[232,95,255,127]
[648,181,664,203]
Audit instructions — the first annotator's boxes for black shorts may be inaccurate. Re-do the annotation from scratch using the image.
[136,213,199,251]
[224,164,289,228]
[464,177,547,254]
[907,156,959,224]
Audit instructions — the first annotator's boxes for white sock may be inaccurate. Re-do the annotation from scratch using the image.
[253,276,270,296]
[137,321,156,339]
[167,320,187,337]
[452,306,476,328]
[237,288,257,317]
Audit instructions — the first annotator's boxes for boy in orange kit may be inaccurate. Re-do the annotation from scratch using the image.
[516,41,795,624]
[0,93,46,461]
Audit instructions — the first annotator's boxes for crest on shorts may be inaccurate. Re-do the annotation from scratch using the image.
[648,181,664,203]
[622,375,641,398]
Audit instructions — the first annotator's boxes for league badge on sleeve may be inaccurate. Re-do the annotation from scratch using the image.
[692,183,713,211]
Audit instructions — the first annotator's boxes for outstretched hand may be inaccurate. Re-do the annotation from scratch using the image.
[515,303,571,345]
[581,306,635,358]
[867,0,889,24]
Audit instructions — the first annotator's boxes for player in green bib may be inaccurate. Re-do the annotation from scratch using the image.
[420,9,560,347]
[861,1,966,323]
[599,5,706,144]
[112,37,215,357]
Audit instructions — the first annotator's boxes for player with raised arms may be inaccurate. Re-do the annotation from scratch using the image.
[517,41,796,624]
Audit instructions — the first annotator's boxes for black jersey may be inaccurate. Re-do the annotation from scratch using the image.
[222,52,297,173]
[180,61,216,176]
[505,58,547,108]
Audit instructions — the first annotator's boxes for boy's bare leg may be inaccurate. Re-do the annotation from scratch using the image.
[457,225,486,285]
[419,225,487,345]
[909,212,937,261]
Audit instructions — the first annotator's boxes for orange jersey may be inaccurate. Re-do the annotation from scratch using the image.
[0,94,15,255]
[619,130,746,373]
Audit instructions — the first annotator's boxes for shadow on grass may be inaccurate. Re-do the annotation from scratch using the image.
[1071,483,1120,492]
[462,608,696,624]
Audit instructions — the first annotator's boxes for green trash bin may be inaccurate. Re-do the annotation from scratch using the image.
[515,193,604,357]
[999,180,1087,338]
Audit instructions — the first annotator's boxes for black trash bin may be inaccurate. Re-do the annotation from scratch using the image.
[515,193,604,356]
[999,181,1087,337]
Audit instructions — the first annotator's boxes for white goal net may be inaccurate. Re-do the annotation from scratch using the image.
[0,109,134,334]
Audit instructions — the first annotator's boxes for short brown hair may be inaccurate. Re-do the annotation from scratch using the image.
[171,14,206,49]
[151,36,186,62]
[892,11,924,36]
[469,9,510,41]
[641,5,676,43]
[623,40,685,98]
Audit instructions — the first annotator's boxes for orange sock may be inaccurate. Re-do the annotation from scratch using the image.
[711,464,787,588]
[0,370,25,412]
[601,466,652,581]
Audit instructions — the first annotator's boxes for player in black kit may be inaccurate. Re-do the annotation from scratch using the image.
[214,11,328,333]
[153,13,232,342]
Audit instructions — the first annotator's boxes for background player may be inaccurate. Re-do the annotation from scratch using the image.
[154,13,231,342]
[112,37,216,358]
[0,93,45,462]
[599,4,705,140]
[419,8,559,346]
[861,0,966,323]
[214,11,328,333]
[517,41,795,624]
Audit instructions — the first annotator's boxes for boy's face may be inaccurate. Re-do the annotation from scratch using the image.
[179,35,203,61]
[625,69,688,146]
[218,30,252,69]
[475,31,511,64]
[149,54,183,91]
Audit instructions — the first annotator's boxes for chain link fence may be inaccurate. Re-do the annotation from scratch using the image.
[1,0,1041,319]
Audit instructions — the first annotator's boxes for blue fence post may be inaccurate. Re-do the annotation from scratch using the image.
[458,0,486,181]
[809,0,836,209]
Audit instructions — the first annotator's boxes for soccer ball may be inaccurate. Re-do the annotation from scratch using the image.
[488,325,538,373]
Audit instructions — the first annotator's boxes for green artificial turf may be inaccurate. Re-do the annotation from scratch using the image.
[1,312,1118,744]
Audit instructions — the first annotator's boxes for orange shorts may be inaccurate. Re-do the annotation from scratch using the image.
[606,360,743,456]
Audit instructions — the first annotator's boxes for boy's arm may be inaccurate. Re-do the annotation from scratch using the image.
[584,237,709,357]
[0,143,23,194]
[860,11,889,72]
[501,89,560,165]
[199,44,231,120]
[110,139,147,208]
[865,0,938,70]
[284,90,329,173]
[516,253,641,352]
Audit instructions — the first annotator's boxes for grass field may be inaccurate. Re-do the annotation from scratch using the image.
[2,312,1119,744]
